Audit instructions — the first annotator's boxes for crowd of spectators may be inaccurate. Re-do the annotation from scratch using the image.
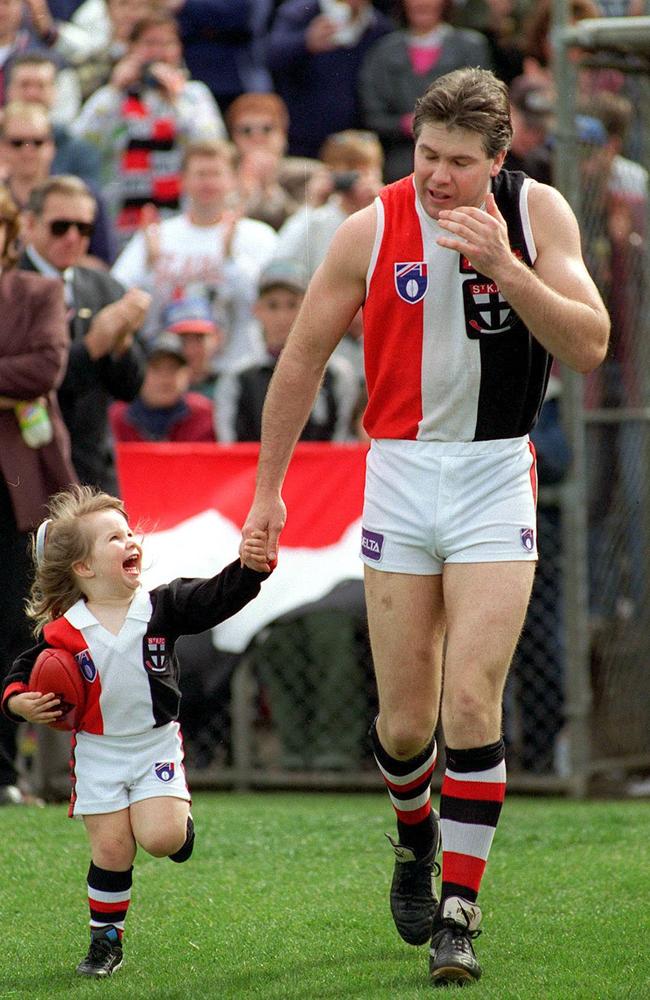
[0,0,648,798]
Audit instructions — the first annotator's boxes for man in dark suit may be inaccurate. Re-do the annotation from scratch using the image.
[0,184,77,805]
[20,175,149,494]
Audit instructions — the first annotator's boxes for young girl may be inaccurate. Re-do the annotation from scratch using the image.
[1,484,272,979]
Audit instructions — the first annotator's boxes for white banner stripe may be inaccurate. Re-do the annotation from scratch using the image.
[440,819,497,861]
[388,788,431,812]
[88,888,132,904]
[445,762,506,784]
[375,746,437,786]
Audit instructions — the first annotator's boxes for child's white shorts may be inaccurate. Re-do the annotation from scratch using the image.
[70,721,190,817]
[361,436,538,575]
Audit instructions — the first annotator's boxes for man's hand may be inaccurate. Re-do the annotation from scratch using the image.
[305,15,340,53]
[436,193,515,281]
[240,493,286,568]
[148,63,187,101]
[84,288,151,359]
[7,691,62,724]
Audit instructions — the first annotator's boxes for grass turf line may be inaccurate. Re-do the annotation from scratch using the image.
[0,793,648,999]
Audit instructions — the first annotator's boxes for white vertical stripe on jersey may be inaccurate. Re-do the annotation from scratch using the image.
[415,197,482,441]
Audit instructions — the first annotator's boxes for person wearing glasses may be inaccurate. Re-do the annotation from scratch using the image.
[0,183,77,807]
[0,100,115,265]
[225,92,322,231]
[19,175,149,496]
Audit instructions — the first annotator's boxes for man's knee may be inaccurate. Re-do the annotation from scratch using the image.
[442,679,502,743]
[377,711,437,760]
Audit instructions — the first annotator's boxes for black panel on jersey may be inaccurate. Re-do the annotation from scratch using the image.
[469,170,552,441]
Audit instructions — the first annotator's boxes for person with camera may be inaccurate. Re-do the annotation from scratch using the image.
[70,11,225,250]
[273,129,384,279]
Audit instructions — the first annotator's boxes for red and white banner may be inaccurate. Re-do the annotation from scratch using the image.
[116,442,368,651]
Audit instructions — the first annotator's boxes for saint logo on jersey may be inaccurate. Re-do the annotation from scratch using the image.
[459,249,524,339]
[75,648,97,682]
[154,761,175,782]
[145,636,167,672]
[394,262,428,304]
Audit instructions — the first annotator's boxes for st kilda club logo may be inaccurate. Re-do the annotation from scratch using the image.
[459,249,524,339]
[145,636,167,672]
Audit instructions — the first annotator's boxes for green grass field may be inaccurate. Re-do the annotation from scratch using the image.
[1,793,648,999]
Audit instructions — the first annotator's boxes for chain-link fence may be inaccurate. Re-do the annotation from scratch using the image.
[552,11,650,794]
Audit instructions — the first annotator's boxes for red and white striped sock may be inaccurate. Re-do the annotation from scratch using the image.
[87,863,132,939]
[370,719,438,857]
[439,740,506,904]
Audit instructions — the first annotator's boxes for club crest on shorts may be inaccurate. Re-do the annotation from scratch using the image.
[361,527,384,561]
[394,262,428,303]
[75,648,96,682]
[154,761,175,782]
[520,527,535,552]
[145,636,167,672]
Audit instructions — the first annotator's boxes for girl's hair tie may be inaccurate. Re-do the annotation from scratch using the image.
[35,518,52,565]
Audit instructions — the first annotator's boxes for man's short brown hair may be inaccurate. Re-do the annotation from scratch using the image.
[26,175,96,216]
[181,139,238,173]
[413,68,513,158]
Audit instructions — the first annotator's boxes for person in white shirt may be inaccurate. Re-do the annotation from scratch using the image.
[112,138,278,371]
[70,12,225,249]
[273,128,384,277]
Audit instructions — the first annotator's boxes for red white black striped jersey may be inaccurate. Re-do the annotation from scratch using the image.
[362,170,552,442]
[2,560,268,736]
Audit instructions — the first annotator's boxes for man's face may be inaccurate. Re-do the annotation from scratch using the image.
[230,115,286,158]
[413,123,506,221]
[182,155,235,210]
[7,65,56,108]
[24,192,96,270]
[255,286,304,355]
[179,330,222,379]
[1,116,54,183]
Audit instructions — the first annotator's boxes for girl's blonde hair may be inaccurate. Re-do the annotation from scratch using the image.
[26,485,129,635]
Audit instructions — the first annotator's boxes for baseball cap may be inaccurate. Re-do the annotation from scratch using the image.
[258,258,308,295]
[162,295,222,336]
[509,78,555,125]
[148,331,188,364]
[575,114,607,146]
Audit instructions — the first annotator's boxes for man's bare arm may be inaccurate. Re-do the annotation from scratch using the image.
[437,184,610,373]
[241,205,374,559]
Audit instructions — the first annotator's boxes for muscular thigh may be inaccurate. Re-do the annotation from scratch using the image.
[364,566,445,751]
[441,561,536,745]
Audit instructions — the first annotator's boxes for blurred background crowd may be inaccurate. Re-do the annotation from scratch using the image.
[0,0,648,801]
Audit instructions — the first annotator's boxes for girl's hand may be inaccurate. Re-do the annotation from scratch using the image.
[7,691,62,724]
[240,528,275,573]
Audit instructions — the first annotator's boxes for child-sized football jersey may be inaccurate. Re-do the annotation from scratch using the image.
[2,560,267,736]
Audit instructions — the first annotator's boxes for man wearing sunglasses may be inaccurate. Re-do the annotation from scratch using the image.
[0,100,115,265]
[19,175,149,498]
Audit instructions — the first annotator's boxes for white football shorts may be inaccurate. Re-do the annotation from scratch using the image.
[71,721,190,817]
[361,436,538,575]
